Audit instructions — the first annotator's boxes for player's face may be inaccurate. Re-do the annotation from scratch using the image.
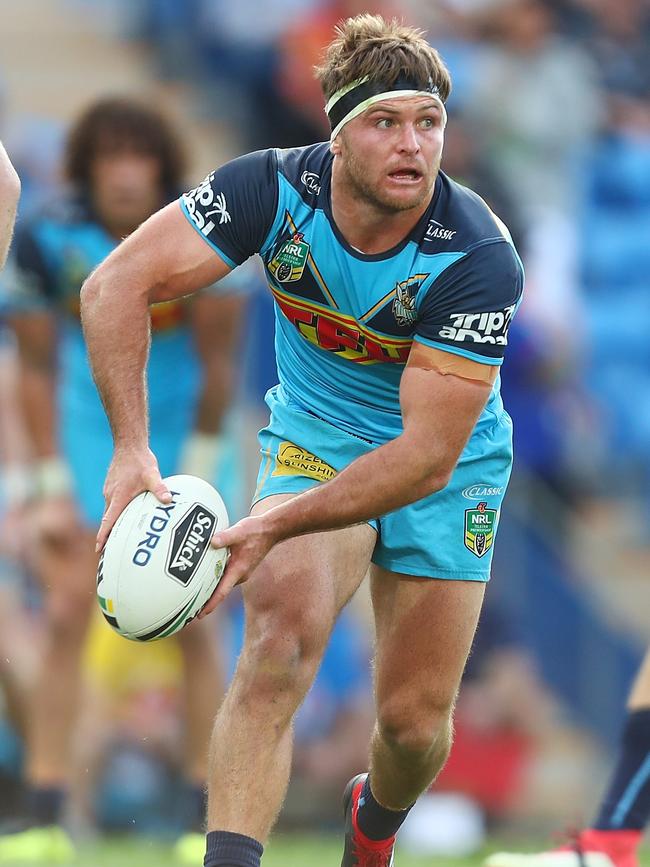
[334,96,444,214]
[89,148,163,234]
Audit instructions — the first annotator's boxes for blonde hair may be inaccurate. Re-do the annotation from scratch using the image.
[315,14,451,104]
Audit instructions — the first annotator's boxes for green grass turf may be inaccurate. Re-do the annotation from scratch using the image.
[12,834,649,867]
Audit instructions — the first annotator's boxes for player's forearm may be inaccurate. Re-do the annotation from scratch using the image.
[263,433,452,542]
[0,143,20,269]
[80,267,151,450]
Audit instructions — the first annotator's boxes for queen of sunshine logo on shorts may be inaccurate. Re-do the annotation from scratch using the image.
[464,501,497,558]
[269,232,310,283]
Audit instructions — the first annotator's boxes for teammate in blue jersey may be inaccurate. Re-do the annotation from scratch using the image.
[82,16,524,867]
[0,140,20,270]
[0,98,249,864]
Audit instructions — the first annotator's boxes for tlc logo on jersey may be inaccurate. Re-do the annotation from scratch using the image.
[271,286,412,364]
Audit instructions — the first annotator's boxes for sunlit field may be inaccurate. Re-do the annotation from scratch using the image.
[15,835,650,867]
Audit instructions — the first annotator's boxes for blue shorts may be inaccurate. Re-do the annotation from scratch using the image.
[254,386,513,581]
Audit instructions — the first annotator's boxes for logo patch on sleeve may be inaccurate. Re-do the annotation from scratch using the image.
[272,442,336,482]
[464,501,497,557]
[439,304,516,345]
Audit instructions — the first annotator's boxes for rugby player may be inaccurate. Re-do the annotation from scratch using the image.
[82,16,524,867]
[0,98,249,863]
[486,648,650,867]
[0,140,19,268]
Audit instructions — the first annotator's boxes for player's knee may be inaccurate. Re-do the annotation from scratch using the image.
[377,694,454,758]
[240,610,330,705]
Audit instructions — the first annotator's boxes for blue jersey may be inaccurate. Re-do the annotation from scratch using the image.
[0,195,252,524]
[1,195,203,415]
[181,142,524,444]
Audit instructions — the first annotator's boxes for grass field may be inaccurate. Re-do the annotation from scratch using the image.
[12,834,649,867]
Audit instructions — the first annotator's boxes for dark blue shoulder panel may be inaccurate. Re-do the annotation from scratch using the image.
[180,149,279,266]
[416,239,524,361]
[275,142,332,207]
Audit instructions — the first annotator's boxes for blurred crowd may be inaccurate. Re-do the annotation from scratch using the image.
[0,0,648,851]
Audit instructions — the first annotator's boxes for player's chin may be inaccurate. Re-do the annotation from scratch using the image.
[381,188,429,212]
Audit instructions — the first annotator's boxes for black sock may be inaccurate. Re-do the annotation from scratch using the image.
[204,830,263,867]
[594,708,650,830]
[187,783,207,833]
[26,786,66,827]
[356,776,413,841]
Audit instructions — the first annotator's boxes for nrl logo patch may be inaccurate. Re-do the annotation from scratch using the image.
[392,275,427,327]
[464,501,497,558]
[269,232,310,283]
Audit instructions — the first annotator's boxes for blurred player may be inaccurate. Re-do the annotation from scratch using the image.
[82,15,524,867]
[0,98,249,863]
[0,140,20,268]
[486,647,650,867]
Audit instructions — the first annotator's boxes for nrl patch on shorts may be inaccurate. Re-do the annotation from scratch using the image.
[464,501,496,558]
[273,441,336,482]
[269,233,310,283]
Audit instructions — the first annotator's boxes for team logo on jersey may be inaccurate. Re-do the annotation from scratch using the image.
[269,233,310,283]
[392,276,425,327]
[272,442,336,482]
[439,304,516,346]
[464,501,497,558]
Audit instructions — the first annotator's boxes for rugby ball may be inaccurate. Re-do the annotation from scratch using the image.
[96,474,229,641]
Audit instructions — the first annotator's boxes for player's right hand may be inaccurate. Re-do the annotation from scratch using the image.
[97,445,171,552]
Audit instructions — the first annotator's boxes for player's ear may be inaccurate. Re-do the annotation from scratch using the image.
[330,136,342,156]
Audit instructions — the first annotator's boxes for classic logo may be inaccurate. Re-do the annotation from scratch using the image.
[269,232,310,283]
[301,171,321,195]
[392,274,428,327]
[166,505,217,586]
[182,174,230,235]
[464,501,497,558]
[439,304,516,346]
[462,484,504,500]
[272,442,336,482]
[426,219,457,241]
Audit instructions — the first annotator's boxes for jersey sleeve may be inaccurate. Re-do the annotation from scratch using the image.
[0,225,55,315]
[415,239,524,365]
[179,149,279,269]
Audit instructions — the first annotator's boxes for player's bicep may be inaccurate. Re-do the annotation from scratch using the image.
[400,342,493,479]
[96,202,233,305]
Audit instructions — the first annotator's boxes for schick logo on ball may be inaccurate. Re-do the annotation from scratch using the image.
[132,492,180,566]
[166,505,217,585]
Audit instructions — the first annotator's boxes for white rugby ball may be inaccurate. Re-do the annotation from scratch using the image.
[96,474,229,641]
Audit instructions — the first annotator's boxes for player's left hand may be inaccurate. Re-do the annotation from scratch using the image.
[199,516,278,618]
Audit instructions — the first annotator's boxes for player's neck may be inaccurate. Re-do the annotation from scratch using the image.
[330,167,433,255]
